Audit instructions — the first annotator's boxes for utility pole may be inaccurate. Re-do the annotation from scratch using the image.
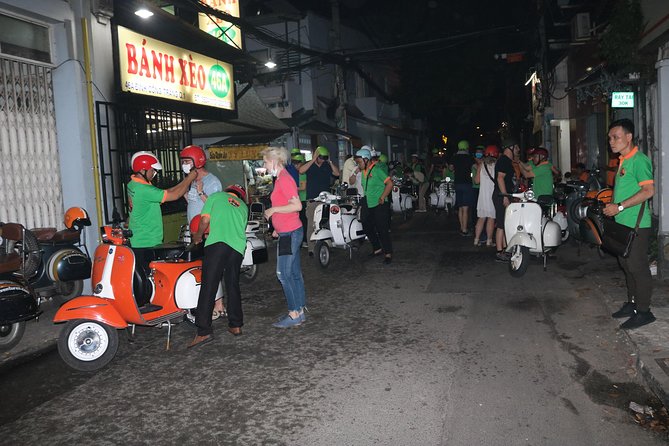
[331,0,348,169]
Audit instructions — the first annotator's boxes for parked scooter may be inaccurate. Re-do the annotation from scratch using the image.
[20,207,92,304]
[428,177,455,214]
[54,224,223,371]
[0,223,41,351]
[310,184,366,268]
[390,175,415,219]
[504,190,563,277]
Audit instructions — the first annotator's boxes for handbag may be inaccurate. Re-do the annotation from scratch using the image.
[600,202,645,258]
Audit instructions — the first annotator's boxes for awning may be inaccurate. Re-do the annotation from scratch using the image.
[191,83,290,138]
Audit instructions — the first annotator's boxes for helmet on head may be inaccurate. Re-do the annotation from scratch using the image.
[501,138,519,150]
[316,146,329,157]
[457,140,470,150]
[131,151,162,172]
[290,147,301,155]
[379,153,388,163]
[189,214,209,235]
[225,184,247,202]
[180,145,206,168]
[292,154,305,163]
[484,145,499,158]
[476,145,485,150]
[63,207,91,230]
[356,148,372,160]
[528,147,548,158]
[411,153,419,158]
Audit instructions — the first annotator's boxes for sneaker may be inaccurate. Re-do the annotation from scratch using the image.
[611,302,636,319]
[473,238,480,246]
[620,310,656,330]
[495,251,509,263]
[272,313,304,329]
[301,242,308,249]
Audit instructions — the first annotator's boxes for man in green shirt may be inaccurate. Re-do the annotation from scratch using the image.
[292,154,308,246]
[603,119,655,330]
[127,151,196,306]
[189,184,249,348]
[356,148,393,264]
[518,147,559,199]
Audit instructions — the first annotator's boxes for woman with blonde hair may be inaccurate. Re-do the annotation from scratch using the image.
[263,147,308,328]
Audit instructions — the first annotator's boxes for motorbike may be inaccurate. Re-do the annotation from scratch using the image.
[53,224,223,371]
[428,177,455,214]
[310,184,366,268]
[0,223,41,352]
[504,190,563,277]
[390,175,415,220]
[20,207,92,304]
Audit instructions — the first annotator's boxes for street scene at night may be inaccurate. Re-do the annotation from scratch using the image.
[2,0,669,444]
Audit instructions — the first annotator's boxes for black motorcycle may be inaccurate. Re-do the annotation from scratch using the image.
[0,222,41,351]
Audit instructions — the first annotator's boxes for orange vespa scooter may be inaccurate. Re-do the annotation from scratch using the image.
[53,224,221,371]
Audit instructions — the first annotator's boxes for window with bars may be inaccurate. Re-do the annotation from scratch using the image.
[96,101,192,223]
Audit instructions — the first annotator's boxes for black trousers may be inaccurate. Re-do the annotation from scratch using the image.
[132,248,156,307]
[362,201,393,254]
[195,242,244,336]
[299,201,308,243]
[619,227,652,311]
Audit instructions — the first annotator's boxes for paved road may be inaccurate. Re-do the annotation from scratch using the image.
[0,212,666,445]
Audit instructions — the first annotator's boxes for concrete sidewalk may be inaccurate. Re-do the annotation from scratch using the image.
[557,242,669,408]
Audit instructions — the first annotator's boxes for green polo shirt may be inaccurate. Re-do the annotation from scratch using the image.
[201,191,248,255]
[362,162,390,209]
[298,172,307,202]
[471,165,479,189]
[530,161,554,198]
[377,161,389,175]
[127,176,166,248]
[613,147,653,228]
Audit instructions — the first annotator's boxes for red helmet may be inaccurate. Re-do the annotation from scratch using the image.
[189,214,209,235]
[484,145,499,158]
[225,184,247,202]
[528,147,548,158]
[63,207,91,230]
[180,145,206,169]
[131,151,162,172]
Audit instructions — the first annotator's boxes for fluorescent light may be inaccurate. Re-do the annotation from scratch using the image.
[135,8,154,19]
[265,60,277,69]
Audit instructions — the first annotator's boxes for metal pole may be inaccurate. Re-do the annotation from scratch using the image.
[331,0,347,169]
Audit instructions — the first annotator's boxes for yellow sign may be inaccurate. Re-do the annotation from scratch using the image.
[117,26,235,110]
[198,0,242,50]
[209,146,264,161]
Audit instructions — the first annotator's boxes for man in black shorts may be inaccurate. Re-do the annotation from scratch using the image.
[493,138,520,262]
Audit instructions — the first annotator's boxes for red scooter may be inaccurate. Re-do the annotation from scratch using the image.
[53,224,221,371]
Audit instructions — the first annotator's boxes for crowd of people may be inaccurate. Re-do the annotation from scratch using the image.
[124,120,656,350]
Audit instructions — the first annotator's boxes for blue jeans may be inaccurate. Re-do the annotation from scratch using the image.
[276,227,307,312]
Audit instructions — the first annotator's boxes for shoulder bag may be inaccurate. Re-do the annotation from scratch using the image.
[600,202,646,258]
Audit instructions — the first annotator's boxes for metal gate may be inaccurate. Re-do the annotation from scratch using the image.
[0,57,63,228]
[96,101,192,223]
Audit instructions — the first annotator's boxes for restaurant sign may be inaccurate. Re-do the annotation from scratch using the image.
[198,0,242,49]
[209,146,264,161]
[118,26,235,111]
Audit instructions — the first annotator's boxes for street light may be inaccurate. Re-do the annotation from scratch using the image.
[135,4,153,19]
[264,59,277,69]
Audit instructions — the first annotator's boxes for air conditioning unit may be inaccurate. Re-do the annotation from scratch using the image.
[571,13,591,41]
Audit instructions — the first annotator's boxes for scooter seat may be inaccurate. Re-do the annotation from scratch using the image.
[0,252,21,274]
[32,227,81,243]
[148,243,190,261]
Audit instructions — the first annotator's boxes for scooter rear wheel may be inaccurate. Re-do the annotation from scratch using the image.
[0,322,26,352]
[58,319,119,372]
[508,245,530,278]
[240,264,258,283]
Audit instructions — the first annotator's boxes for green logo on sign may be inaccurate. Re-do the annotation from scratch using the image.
[208,65,230,98]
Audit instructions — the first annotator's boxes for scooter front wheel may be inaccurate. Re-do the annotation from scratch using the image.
[508,245,530,278]
[0,322,26,352]
[53,280,84,305]
[315,241,330,268]
[58,319,119,372]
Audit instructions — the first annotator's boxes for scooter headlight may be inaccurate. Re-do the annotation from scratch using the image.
[524,190,535,201]
[318,191,328,201]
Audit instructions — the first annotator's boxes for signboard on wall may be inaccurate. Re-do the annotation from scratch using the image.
[117,26,235,111]
[198,0,242,50]
[209,145,264,161]
[611,92,634,108]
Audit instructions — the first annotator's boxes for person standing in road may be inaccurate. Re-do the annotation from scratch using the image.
[473,145,498,247]
[180,145,222,224]
[452,140,475,235]
[410,153,428,212]
[264,147,308,328]
[493,139,520,262]
[188,185,248,348]
[299,146,340,256]
[357,147,393,264]
[603,119,656,330]
[292,153,308,247]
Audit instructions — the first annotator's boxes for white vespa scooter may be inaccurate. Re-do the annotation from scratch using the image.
[310,186,366,268]
[390,175,415,220]
[504,190,562,277]
[428,176,455,214]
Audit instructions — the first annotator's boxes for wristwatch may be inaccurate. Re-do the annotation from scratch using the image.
[198,192,205,197]
[617,203,624,212]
